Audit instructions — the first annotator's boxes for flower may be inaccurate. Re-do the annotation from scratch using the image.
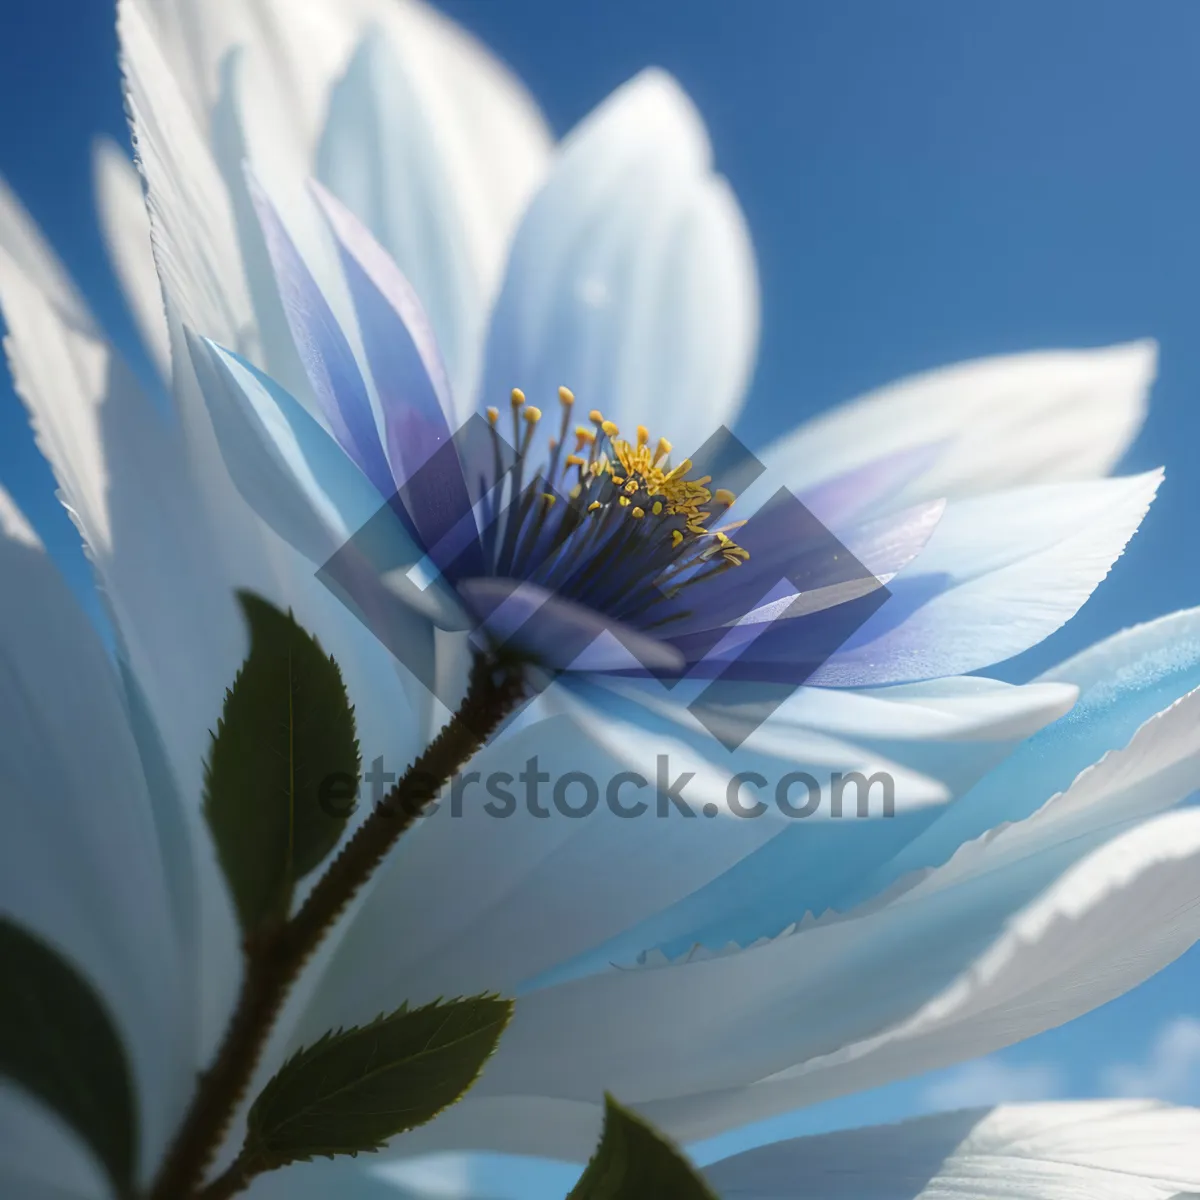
[191,172,929,701]
[5,503,1200,1195]
[2,0,1200,1196]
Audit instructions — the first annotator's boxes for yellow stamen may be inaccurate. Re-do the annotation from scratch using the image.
[484,383,749,569]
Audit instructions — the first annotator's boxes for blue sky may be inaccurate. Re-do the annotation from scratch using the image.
[3,1,1200,1193]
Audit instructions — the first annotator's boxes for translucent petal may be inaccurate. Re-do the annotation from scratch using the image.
[762,341,1156,506]
[481,70,758,438]
[704,1100,1200,1199]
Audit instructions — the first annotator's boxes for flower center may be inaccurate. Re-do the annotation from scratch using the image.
[480,387,747,623]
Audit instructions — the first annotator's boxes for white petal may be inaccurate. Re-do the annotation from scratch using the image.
[243,1156,459,1198]
[143,0,550,205]
[1038,604,1200,693]
[853,609,1200,901]
[118,0,293,594]
[292,709,794,1041]
[900,680,1200,895]
[703,1100,1200,1199]
[294,682,946,1048]
[119,0,287,606]
[92,137,171,381]
[763,341,1156,507]
[0,245,247,1063]
[481,69,759,437]
[667,810,1200,1145]
[596,675,1078,784]
[209,46,348,408]
[0,250,109,549]
[773,677,1079,745]
[592,673,1078,844]
[140,0,551,415]
[0,493,192,1174]
[0,175,93,331]
[812,471,1162,684]
[0,1085,108,1200]
[120,0,436,723]
[119,0,253,352]
[397,795,1200,1159]
[528,672,1078,977]
[139,0,363,141]
[5,65,434,1079]
[316,20,551,413]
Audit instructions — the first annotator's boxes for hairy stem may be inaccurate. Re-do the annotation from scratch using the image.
[193,1151,256,1200]
[148,655,525,1200]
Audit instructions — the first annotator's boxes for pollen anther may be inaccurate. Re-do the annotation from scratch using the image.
[482,385,749,590]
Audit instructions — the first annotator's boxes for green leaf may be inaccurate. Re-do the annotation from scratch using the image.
[0,918,138,1198]
[205,591,360,931]
[244,995,512,1167]
[568,1094,718,1199]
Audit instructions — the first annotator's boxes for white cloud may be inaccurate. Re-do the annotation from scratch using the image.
[921,1057,1064,1110]
[1102,1016,1200,1103]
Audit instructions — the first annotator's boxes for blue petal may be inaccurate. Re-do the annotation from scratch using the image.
[309,181,483,572]
[811,472,1162,685]
[458,576,684,673]
[245,169,394,494]
[188,333,409,563]
[796,442,947,529]
[521,679,947,989]
[860,607,1200,902]
[531,613,1200,980]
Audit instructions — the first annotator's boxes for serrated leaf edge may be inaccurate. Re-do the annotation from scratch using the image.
[244,994,513,1165]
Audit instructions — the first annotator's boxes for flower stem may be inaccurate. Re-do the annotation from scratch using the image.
[193,1151,255,1200]
[148,655,525,1200]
